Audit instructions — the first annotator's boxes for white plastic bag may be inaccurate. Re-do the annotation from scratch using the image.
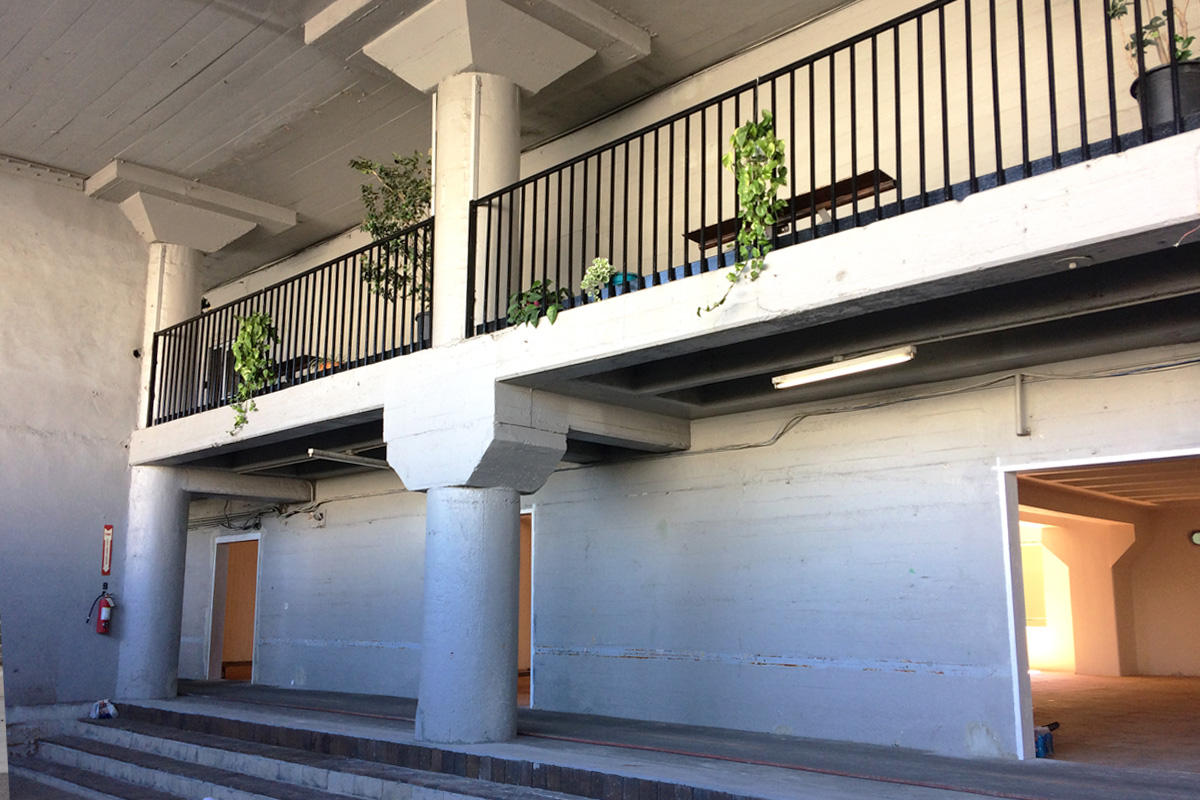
[88,699,118,719]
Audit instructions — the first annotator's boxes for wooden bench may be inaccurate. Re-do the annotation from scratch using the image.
[685,168,896,250]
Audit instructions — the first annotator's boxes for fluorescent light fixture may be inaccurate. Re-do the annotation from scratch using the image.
[772,346,916,390]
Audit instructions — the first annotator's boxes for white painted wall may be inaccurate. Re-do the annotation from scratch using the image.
[0,172,146,707]
[524,344,1200,757]
[180,471,427,696]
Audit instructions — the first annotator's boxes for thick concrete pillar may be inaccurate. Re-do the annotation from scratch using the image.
[416,486,521,744]
[137,243,202,426]
[115,466,191,699]
[432,72,520,347]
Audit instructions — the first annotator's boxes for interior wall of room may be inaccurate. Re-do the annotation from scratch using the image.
[526,344,1200,759]
[0,171,147,707]
[179,471,427,696]
[1021,526,1076,673]
[1132,504,1200,675]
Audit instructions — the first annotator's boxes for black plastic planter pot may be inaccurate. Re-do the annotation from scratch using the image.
[1131,61,1200,128]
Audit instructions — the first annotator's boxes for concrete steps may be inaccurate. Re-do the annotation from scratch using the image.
[9,711,602,800]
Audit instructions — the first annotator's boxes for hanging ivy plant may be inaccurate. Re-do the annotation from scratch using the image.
[230,312,279,435]
[700,110,788,314]
[349,152,433,305]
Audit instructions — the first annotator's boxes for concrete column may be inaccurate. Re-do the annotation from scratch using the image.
[416,485,521,744]
[115,466,191,699]
[137,243,202,426]
[432,72,520,347]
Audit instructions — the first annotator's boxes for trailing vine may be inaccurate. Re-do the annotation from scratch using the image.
[349,152,433,304]
[700,110,788,314]
[230,312,279,435]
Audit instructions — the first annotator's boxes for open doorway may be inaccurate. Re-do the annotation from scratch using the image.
[518,512,533,707]
[1010,456,1200,771]
[208,536,259,682]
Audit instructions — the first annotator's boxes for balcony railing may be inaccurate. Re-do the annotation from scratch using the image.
[467,0,1200,334]
[147,219,434,427]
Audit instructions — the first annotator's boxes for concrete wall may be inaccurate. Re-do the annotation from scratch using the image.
[180,471,427,696]
[0,172,146,707]
[525,344,1200,758]
[1132,504,1200,675]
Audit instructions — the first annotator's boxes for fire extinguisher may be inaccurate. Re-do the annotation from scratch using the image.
[86,583,116,634]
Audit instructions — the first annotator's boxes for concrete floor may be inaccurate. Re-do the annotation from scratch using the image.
[126,680,1200,800]
[1030,671,1200,773]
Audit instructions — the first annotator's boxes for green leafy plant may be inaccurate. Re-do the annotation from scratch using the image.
[581,257,617,302]
[230,312,279,435]
[1108,0,1194,69]
[349,152,433,305]
[700,110,788,314]
[507,280,571,328]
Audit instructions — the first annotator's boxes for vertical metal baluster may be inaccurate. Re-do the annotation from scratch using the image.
[667,122,675,281]
[1016,0,1031,176]
[580,159,589,279]
[700,108,708,269]
[517,184,527,321]
[594,153,603,267]
[684,115,692,273]
[623,140,632,285]
[939,5,951,199]
[146,331,160,425]
[339,255,352,368]
[637,135,647,286]
[1103,0,1121,151]
[1071,0,1090,158]
[610,146,618,277]
[851,41,860,223]
[568,164,577,297]
[965,0,979,192]
[830,49,839,228]
[1165,0,1182,134]
[810,63,818,231]
[917,14,928,206]
[541,176,551,302]
[650,130,659,283]
[989,0,1005,182]
[555,170,564,303]
[871,35,882,212]
[895,24,906,205]
[1043,0,1061,169]
[425,222,434,346]
[715,99,724,262]
[504,189,516,328]
[790,67,798,231]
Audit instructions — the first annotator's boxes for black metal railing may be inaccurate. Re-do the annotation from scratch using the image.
[147,219,434,426]
[468,0,1198,334]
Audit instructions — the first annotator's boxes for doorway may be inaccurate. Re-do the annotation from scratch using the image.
[209,536,259,682]
[518,512,533,707]
[1008,455,1200,770]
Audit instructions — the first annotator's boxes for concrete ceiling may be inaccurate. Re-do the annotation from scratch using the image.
[0,0,855,288]
[1021,457,1200,507]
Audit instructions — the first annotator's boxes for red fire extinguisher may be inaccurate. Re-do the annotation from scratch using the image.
[86,583,116,634]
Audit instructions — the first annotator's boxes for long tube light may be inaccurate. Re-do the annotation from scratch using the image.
[772,346,916,390]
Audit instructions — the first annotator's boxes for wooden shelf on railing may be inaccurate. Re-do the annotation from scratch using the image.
[685,169,896,250]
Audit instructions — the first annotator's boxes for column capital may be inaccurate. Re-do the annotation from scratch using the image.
[86,160,296,253]
[384,340,566,494]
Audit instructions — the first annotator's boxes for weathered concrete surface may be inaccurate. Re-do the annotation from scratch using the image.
[116,467,192,700]
[417,486,521,743]
[0,171,146,707]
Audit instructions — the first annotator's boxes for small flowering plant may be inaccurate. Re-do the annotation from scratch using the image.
[507,280,572,327]
[581,257,617,302]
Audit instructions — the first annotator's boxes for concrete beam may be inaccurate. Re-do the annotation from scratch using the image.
[178,468,312,504]
[119,192,256,253]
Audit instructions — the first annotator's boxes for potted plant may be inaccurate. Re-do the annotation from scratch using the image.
[1108,1,1199,126]
[582,257,617,302]
[507,280,571,327]
[349,152,433,333]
